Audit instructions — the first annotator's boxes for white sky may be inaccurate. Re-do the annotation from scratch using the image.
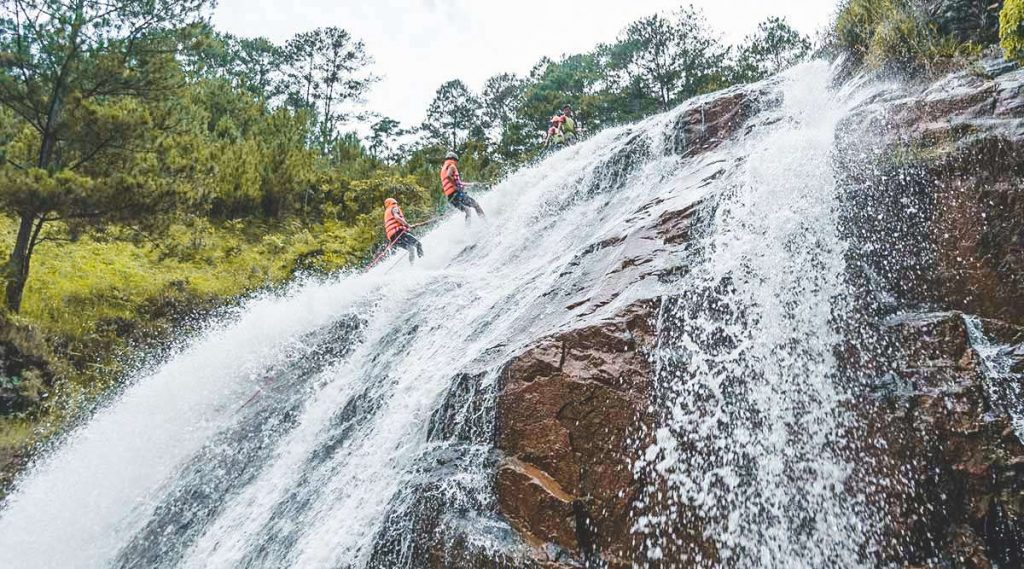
[212,0,840,129]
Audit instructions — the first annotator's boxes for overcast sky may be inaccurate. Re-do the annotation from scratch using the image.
[212,1,840,129]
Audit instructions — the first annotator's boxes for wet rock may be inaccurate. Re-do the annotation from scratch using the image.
[427,371,495,444]
[840,58,1024,326]
[366,445,540,569]
[669,85,775,157]
[495,301,658,567]
[861,312,1024,567]
[489,57,1024,568]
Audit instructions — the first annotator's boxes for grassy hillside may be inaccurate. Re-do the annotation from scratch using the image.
[0,214,386,495]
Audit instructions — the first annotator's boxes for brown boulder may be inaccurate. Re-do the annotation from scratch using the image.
[496,302,658,567]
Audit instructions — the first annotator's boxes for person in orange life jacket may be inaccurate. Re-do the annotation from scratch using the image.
[383,198,423,263]
[439,151,485,221]
[544,114,566,147]
[550,112,566,129]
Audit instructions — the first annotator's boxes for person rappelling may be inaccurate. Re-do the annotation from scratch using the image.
[543,105,579,148]
[544,119,566,148]
[440,151,486,221]
[382,198,424,264]
[560,104,578,143]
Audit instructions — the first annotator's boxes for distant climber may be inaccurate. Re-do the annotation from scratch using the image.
[560,105,578,142]
[440,151,485,221]
[383,198,424,263]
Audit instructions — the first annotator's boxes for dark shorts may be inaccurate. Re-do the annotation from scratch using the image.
[448,191,473,208]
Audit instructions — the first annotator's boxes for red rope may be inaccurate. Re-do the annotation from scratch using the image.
[365,233,403,270]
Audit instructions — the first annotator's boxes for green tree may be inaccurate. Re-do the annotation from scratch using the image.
[482,72,541,162]
[368,117,404,164]
[226,35,285,99]
[0,0,210,312]
[282,27,375,152]
[521,53,608,128]
[422,79,479,149]
[481,74,524,137]
[605,7,725,112]
[606,14,680,111]
[733,17,811,82]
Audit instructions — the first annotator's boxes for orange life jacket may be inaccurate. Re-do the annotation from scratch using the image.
[384,204,408,240]
[440,159,461,197]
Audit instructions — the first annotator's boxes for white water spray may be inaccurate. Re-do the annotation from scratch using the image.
[636,63,884,567]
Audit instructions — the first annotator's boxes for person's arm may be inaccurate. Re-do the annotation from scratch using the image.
[453,166,465,191]
[395,207,411,229]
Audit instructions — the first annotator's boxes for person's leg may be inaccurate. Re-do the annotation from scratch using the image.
[450,194,472,221]
[395,233,416,263]
[465,194,485,218]
[401,233,424,257]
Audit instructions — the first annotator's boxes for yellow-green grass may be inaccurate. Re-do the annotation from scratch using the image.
[0,214,381,485]
[0,216,377,342]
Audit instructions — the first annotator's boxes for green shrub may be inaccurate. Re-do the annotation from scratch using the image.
[1001,0,1024,62]
[833,0,981,73]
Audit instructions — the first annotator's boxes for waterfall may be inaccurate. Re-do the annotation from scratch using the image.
[0,62,889,567]
[634,62,886,568]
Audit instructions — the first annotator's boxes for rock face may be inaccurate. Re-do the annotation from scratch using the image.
[485,81,769,568]
[495,303,657,567]
[841,58,1024,326]
[863,312,1024,567]
[836,59,1024,566]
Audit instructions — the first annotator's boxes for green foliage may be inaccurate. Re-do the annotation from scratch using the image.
[733,17,812,82]
[522,53,614,129]
[416,4,746,178]
[368,117,406,164]
[422,80,480,149]
[832,0,982,73]
[0,0,214,311]
[1001,0,1024,62]
[601,7,726,113]
[281,27,377,151]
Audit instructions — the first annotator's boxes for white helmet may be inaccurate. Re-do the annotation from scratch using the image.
[445,150,459,161]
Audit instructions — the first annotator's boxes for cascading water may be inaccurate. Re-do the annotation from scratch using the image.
[0,62,894,567]
[634,64,885,567]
